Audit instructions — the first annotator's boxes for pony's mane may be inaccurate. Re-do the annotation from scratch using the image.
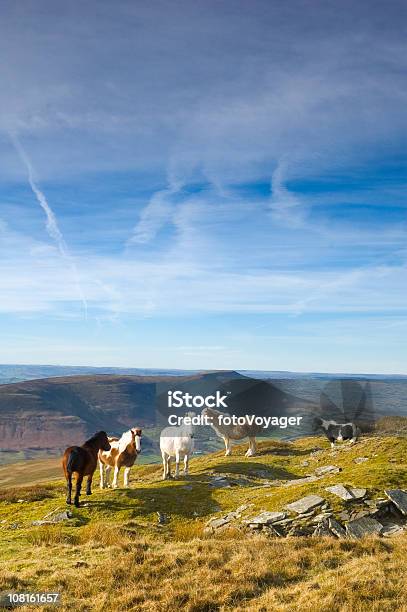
[118,429,134,454]
[85,431,106,445]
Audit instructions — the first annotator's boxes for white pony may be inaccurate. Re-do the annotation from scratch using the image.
[160,412,195,480]
[98,427,142,489]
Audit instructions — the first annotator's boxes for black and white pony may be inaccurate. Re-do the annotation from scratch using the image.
[313,417,359,449]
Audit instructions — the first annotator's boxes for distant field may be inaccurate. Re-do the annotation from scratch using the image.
[0,453,163,489]
[0,457,62,488]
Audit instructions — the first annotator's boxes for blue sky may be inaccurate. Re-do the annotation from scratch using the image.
[0,0,406,373]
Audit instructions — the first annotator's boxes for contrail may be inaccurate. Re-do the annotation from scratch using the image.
[10,133,88,318]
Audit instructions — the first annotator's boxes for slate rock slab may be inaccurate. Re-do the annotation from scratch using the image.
[273,517,294,526]
[246,511,286,526]
[326,485,355,501]
[381,523,404,537]
[209,477,231,489]
[32,510,73,526]
[328,517,346,538]
[311,512,333,524]
[313,520,332,537]
[349,510,370,520]
[346,516,383,538]
[314,465,341,476]
[350,488,367,500]
[326,484,366,501]
[286,495,325,514]
[385,490,407,516]
[205,517,231,530]
[283,475,321,487]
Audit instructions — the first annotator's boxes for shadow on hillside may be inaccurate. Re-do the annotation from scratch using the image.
[257,445,318,457]
[210,461,301,481]
[89,479,219,519]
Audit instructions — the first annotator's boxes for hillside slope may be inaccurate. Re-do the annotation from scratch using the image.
[1,435,406,611]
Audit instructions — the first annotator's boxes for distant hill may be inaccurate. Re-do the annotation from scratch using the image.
[0,372,205,452]
[0,371,317,452]
[0,370,405,456]
[1,363,406,386]
[0,364,196,385]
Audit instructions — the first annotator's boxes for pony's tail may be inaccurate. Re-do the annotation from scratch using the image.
[66,448,80,473]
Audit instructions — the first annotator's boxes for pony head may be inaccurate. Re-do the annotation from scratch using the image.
[131,427,142,453]
[95,431,111,451]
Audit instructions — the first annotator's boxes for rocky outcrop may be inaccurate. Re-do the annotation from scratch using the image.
[205,489,407,540]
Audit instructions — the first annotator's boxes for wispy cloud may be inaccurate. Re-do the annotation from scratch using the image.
[9,133,88,318]
[269,159,307,228]
[128,170,183,244]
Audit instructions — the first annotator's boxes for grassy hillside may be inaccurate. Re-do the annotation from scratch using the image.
[1,435,406,611]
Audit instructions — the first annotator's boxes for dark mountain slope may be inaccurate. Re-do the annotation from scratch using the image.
[0,372,243,450]
[0,371,317,451]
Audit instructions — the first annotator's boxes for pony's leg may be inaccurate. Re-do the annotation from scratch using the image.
[224,437,232,456]
[99,462,105,489]
[86,475,93,495]
[123,467,131,488]
[66,474,72,505]
[74,474,83,507]
[245,437,257,457]
[183,454,189,476]
[105,466,112,487]
[174,450,180,478]
[166,456,171,479]
[162,451,167,480]
[112,465,120,488]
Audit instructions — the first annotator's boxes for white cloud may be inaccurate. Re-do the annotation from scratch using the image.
[0,218,406,318]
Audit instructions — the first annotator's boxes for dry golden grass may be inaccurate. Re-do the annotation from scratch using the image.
[1,530,406,612]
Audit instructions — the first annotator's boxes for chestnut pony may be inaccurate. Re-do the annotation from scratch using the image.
[62,431,111,507]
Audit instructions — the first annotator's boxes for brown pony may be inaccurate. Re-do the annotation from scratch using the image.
[62,431,111,507]
[99,428,142,488]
